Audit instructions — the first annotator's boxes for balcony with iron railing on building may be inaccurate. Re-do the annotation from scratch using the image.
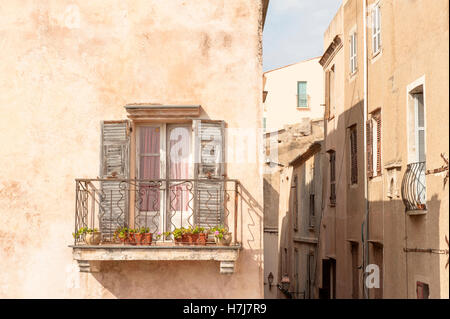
[401,161,427,215]
[70,178,242,274]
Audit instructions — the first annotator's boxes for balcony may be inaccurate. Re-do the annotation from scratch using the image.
[401,162,427,214]
[70,178,241,274]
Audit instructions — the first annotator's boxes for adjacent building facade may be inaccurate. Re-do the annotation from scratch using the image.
[0,0,269,298]
[317,0,449,299]
[263,57,324,133]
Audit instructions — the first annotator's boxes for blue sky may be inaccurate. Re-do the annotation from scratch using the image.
[263,0,342,72]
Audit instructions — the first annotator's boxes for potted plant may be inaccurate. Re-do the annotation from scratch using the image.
[114,227,129,244]
[173,228,184,245]
[211,226,232,246]
[194,226,207,245]
[73,227,101,245]
[135,227,152,245]
[128,228,137,245]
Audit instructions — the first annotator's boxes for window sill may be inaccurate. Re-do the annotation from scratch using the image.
[296,107,310,111]
[406,209,427,216]
[70,244,241,274]
[371,49,382,63]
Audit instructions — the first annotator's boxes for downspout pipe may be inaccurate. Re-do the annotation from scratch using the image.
[362,0,370,299]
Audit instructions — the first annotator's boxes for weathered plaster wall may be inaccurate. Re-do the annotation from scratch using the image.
[0,0,264,298]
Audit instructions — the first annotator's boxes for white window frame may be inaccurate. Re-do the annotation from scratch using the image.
[350,32,357,74]
[372,4,382,55]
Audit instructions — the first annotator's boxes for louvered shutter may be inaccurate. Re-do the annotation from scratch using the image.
[366,120,373,178]
[193,120,225,228]
[350,126,358,184]
[376,115,382,174]
[325,71,330,119]
[100,120,130,240]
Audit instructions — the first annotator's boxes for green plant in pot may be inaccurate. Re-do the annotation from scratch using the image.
[135,227,152,245]
[113,227,129,244]
[172,227,185,244]
[128,228,137,245]
[73,227,101,245]
[211,225,232,246]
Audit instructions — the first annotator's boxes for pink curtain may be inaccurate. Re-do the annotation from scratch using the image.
[139,127,160,211]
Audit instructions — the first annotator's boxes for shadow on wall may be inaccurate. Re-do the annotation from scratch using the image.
[88,182,264,299]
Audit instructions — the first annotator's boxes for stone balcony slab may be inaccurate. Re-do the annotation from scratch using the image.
[70,244,241,274]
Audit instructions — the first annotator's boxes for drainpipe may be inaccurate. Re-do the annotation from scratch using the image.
[362,0,370,299]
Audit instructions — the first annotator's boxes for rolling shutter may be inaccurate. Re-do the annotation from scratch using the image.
[99,120,130,240]
[366,120,373,178]
[193,120,225,228]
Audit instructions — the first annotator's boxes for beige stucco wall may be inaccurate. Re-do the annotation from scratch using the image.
[0,0,265,298]
[319,0,449,299]
[263,57,324,132]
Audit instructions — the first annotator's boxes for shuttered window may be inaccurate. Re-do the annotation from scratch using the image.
[293,175,298,231]
[309,193,315,228]
[329,150,336,205]
[349,125,358,184]
[100,120,130,239]
[367,111,382,177]
[325,71,330,119]
[350,32,357,74]
[297,81,308,108]
[372,4,381,54]
[376,115,382,174]
[193,120,225,228]
[366,120,373,178]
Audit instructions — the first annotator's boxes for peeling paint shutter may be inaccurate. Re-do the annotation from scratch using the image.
[100,121,130,240]
[325,71,330,119]
[193,120,225,228]
[367,120,373,178]
[376,115,382,174]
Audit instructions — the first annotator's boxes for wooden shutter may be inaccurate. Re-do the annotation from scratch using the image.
[366,120,373,178]
[100,120,130,240]
[376,115,382,174]
[193,120,225,228]
[325,71,330,119]
[350,126,358,184]
[292,176,298,231]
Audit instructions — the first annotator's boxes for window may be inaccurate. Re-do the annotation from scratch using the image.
[306,253,314,299]
[416,281,429,299]
[325,66,335,119]
[350,32,357,74]
[293,175,298,231]
[349,125,358,184]
[309,194,315,228]
[297,81,308,108]
[367,111,382,177]
[99,120,225,236]
[328,150,336,205]
[294,248,299,299]
[351,243,359,299]
[372,4,381,54]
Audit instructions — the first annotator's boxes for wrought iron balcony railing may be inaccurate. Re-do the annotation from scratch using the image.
[401,161,427,211]
[74,178,240,245]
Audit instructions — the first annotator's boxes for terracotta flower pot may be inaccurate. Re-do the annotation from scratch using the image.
[189,233,199,245]
[127,233,137,245]
[215,233,232,246]
[85,232,101,245]
[136,233,152,245]
[174,236,183,245]
[197,233,207,246]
